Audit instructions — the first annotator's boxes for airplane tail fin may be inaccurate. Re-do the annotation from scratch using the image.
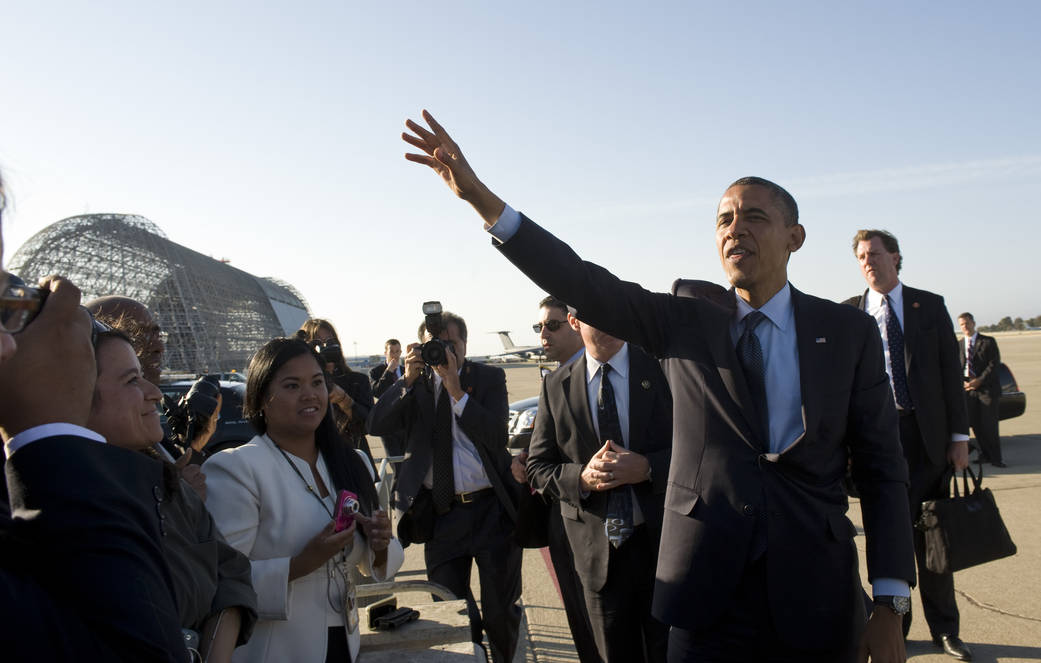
[495,331,516,351]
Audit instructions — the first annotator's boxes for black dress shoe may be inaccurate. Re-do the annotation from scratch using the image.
[991,460,1007,468]
[933,634,973,660]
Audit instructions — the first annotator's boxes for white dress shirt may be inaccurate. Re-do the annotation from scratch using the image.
[420,370,493,494]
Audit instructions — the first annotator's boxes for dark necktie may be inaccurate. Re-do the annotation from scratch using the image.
[884,295,914,410]
[431,385,455,514]
[597,364,633,548]
[737,311,769,446]
[967,337,976,377]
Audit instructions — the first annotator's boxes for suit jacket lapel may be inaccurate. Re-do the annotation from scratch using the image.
[565,355,601,457]
[789,289,815,450]
[701,292,763,450]
[627,349,654,453]
[901,286,919,372]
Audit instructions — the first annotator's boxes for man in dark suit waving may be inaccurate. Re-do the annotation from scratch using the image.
[848,230,972,661]
[958,312,1004,468]
[402,110,915,663]
[528,315,672,662]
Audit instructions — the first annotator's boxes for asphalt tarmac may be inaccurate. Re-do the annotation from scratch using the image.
[372,331,1040,662]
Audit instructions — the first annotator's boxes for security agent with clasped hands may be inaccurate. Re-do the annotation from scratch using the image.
[367,306,522,663]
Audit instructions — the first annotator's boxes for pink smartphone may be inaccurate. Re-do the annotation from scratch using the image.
[334,490,360,532]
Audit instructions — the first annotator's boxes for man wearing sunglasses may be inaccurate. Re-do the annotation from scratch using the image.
[527,312,673,662]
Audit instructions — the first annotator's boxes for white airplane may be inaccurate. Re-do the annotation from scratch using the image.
[468,331,544,364]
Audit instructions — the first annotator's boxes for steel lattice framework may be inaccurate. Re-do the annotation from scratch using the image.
[9,213,311,374]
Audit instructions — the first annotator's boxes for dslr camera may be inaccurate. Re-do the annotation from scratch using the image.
[164,375,222,445]
[420,301,454,367]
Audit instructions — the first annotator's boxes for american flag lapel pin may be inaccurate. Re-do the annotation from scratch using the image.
[815,337,827,344]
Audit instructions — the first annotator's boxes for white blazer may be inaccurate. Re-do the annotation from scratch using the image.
[205,434,404,662]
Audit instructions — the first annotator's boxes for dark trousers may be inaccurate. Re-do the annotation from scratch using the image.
[667,556,856,663]
[584,525,668,663]
[547,507,600,663]
[424,492,522,663]
[900,412,960,638]
[965,389,1002,463]
[325,626,352,663]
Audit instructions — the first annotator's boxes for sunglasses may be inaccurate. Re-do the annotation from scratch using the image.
[0,283,45,334]
[0,280,112,346]
[532,319,568,334]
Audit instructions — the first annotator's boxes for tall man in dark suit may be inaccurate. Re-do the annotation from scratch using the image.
[367,311,522,663]
[402,110,915,663]
[370,338,404,398]
[0,175,185,661]
[849,230,972,661]
[510,296,600,663]
[528,317,672,662]
[958,313,1004,467]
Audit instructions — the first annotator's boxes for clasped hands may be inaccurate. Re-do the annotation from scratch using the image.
[580,440,650,492]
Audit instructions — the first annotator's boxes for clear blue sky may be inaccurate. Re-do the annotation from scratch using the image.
[2,1,1039,357]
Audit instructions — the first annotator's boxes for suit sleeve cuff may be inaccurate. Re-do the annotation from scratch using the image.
[485,204,521,242]
[872,578,911,598]
[450,392,469,415]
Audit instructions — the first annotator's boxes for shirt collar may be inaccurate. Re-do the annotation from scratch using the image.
[734,282,793,332]
[562,347,585,368]
[585,342,629,384]
[866,281,903,311]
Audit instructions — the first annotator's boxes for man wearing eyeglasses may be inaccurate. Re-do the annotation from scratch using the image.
[527,312,673,662]
[0,172,185,661]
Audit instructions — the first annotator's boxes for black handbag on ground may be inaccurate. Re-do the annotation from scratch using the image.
[915,464,1016,574]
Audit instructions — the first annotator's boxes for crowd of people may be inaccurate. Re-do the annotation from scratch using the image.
[0,107,1008,663]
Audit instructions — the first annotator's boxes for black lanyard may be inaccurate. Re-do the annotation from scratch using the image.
[272,440,334,520]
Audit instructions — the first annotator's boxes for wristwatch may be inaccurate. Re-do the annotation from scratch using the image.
[873,595,910,616]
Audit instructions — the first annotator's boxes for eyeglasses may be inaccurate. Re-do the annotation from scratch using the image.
[0,283,45,334]
[533,319,568,334]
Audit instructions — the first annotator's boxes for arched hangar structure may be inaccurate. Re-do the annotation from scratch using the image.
[9,213,311,374]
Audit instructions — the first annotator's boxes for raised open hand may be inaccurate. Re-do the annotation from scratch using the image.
[402,110,505,225]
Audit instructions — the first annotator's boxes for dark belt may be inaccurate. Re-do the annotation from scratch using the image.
[898,408,916,418]
[454,487,494,504]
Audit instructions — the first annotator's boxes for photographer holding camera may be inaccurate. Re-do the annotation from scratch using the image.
[368,303,522,663]
[298,319,375,460]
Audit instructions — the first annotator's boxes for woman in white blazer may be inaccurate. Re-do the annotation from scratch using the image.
[206,338,403,662]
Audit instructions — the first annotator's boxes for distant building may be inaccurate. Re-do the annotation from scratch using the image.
[9,213,310,374]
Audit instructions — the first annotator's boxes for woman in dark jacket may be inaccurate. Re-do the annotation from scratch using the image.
[297,318,375,460]
[85,329,258,661]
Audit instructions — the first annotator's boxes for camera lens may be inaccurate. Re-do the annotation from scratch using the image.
[420,340,447,366]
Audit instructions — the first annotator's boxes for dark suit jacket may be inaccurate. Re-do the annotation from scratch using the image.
[370,362,403,399]
[367,361,520,544]
[845,287,969,466]
[960,333,1001,404]
[2,435,185,662]
[497,215,915,650]
[527,345,672,592]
